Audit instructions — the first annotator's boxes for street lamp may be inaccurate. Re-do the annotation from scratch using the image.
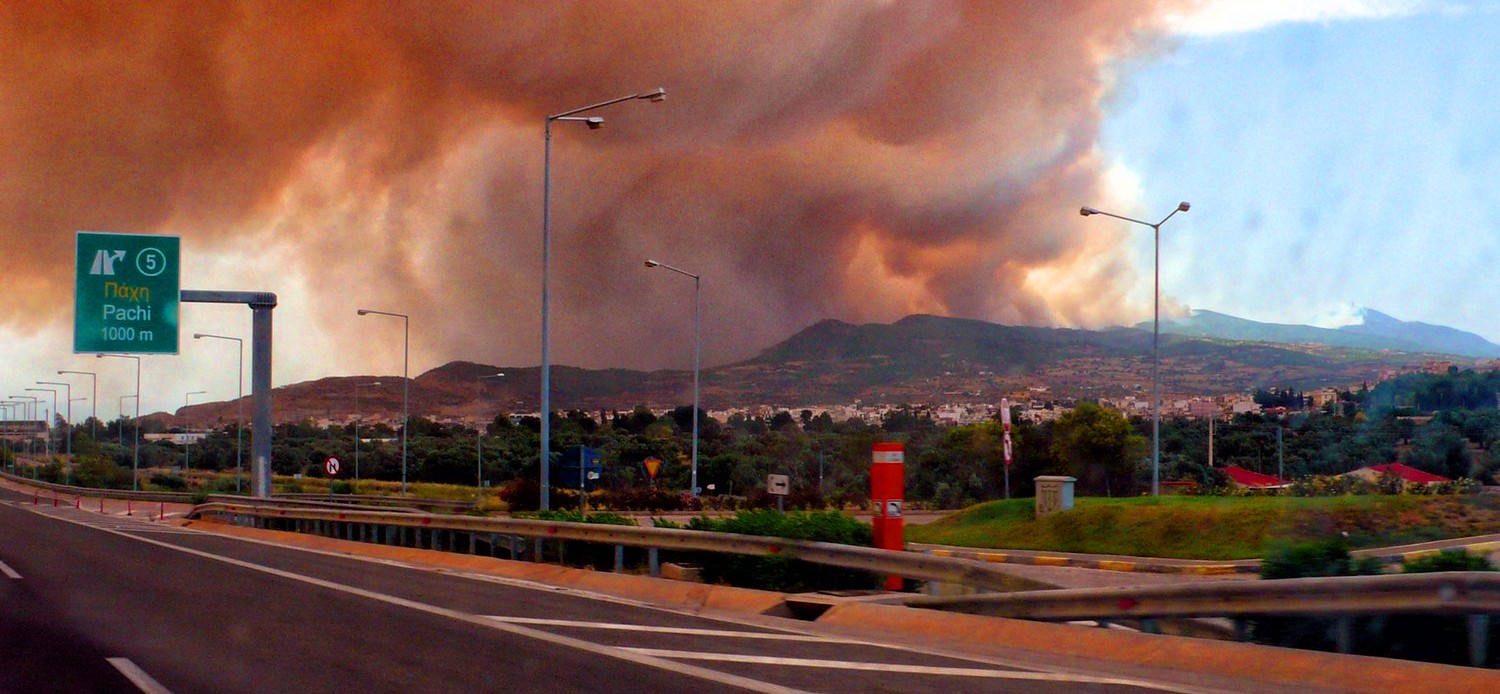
[59,370,97,440]
[357,308,410,495]
[37,381,72,459]
[541,87,665,511]
[195,333,245,493]
[476,373,505,490]
[98,353,143,490]
[1079,201,1191,497]
[183,390,206,473]
[353,380,382,491]
[644,259,702,498]
[25,387,58,456]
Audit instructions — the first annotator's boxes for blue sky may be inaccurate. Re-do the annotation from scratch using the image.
[1101,2,1500,338]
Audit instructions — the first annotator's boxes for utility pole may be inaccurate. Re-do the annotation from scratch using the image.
[1277,426,1284,481]
[1208,417,1214,468]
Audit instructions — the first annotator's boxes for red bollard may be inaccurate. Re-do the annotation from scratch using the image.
[871,442,906,591]
[127,501,133,516]
[99,496,104,512]
[52,493,59,507]
[32,490,38,505]
[158,501,165,521]
[74,497,80,509]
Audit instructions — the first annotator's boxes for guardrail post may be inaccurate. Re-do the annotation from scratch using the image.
[1139,619,1160,635]
[534,538,543,563]
[470,532,479,555]
[511,535,521,561]
[1233,619,1249,642]
[1334,616,1353,654]
[1469,614,1490,667]
[649,548,660,577]
[614,545,624,573]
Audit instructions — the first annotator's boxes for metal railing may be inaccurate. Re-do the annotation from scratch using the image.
[906,572,1500,667]
[188,501,1051,593]
[0,471,425,513]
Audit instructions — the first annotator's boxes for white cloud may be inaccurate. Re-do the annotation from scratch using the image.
[1169,0,1447,37]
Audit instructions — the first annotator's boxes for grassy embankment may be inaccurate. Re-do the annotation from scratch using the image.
[905,495,1500,560]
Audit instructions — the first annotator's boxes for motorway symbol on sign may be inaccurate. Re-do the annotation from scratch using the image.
[74,231,181,354]
[325,457,341,476]
[766,474,790,496]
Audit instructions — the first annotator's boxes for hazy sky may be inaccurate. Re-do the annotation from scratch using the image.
[3,1,1496,418]
[1102,0,1500,335]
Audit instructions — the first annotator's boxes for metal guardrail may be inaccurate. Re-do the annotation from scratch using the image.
[274,492,477,511]
[905,571,1500,619]
[906,571,1500,667]
[0,471,426,513]
[188,501,1051,593]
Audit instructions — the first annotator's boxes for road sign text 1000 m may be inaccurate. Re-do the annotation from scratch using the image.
[74,231,180,354]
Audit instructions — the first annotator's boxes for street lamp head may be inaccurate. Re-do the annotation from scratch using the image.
[357,309,370,316]
[644,260,660,268]
[585,117,604,130]
[638,87,666,103]
[1177,201,1191,212]
[1080,207,1099,216]
[193,333,205,339]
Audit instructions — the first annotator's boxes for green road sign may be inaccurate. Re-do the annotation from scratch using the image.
[74,231,181,354]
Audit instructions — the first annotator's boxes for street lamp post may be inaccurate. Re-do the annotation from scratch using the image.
[476,373,505,490]
[25,388,58,456]
[58,370,97,440]
[353,381,382,491]
[183,390,206,473]
[357,309,410,495]
[37,381,72,459]
[1079,201,1191,497]
[644,259,702,498]
[541,87,665,512]
[195,333,245,493]
[98,354,143,490]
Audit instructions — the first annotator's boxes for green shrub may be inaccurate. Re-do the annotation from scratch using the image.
[148,472,187,491]
[1401,548,1496,573]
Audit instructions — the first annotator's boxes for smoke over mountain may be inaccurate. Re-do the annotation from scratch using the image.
[0,1,1187,383]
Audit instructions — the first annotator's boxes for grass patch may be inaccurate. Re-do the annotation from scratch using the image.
[906,495,1500,560]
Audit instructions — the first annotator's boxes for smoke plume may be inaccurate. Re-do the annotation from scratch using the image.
[0,1,1189,385]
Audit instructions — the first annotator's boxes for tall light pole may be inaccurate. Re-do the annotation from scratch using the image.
[98,354,143,490]
[36,381,72,459]
[195,333,245,493]
[644,259,702,498]
[183,390,206,473]
[357,308,410,494]
[541,87,665,511]
[476,373,505,490]
[353,380,382,491]
[26,388,58,456]
[59,370,97,440]
[1080,201,1191,497]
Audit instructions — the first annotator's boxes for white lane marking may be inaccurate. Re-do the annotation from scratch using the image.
[106,658,175,694]
[623,649,1188,690]
[0,558,21,579]
[35,512,811,694]
[485,616,853,643]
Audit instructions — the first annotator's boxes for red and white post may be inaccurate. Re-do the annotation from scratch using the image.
[871,442,905,591]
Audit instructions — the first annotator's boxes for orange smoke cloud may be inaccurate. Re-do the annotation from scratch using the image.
[0,1,1188,375]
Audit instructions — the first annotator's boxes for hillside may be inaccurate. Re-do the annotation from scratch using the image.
[173,314,1451,427]
[1155,308,1500,358]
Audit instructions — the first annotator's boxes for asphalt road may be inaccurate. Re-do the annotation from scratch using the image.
[0,485,1260,694]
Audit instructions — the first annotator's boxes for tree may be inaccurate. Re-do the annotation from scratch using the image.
[1049,403,1146,496]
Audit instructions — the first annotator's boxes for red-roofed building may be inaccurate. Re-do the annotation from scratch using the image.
[1345,463,1450,488]
[1222,465,1289,490]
